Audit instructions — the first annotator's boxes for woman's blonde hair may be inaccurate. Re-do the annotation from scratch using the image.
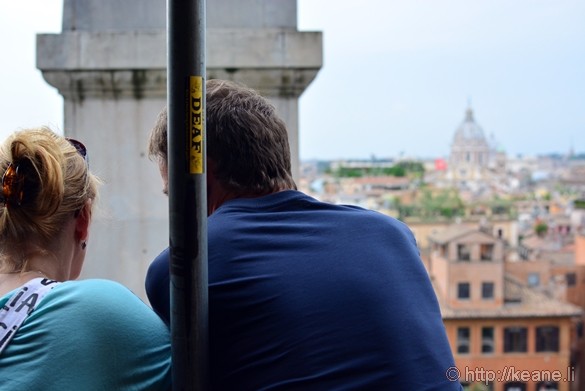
[0,127,98,270]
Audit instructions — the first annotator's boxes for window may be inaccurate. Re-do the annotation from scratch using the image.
[482,282,494,299]
[458,282,470,299]
[536,326,559,352]
[566,273,577,287]
[461,382,494,391]
[504,382,526,391]
[480,243,494,261]
[481,327,494,353]
[457,327,470,354]
[536,381,558,391]
[504,327,527,352]
[527,273,540,287]
[457,244,471,261]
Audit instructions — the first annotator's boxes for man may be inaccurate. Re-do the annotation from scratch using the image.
[147,79,461,390]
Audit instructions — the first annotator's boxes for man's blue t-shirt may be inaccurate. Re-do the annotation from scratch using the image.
[146,190,461,390]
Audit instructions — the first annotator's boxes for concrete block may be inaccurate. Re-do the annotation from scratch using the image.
[37,29,322,70]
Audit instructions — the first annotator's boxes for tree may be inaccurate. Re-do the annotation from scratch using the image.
[534,221,548,237]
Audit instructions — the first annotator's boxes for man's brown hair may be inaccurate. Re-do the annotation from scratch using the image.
[148,79,296,195]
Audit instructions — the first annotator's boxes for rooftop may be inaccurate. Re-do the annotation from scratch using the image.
[427,224,495,245]
[439,275,582,320]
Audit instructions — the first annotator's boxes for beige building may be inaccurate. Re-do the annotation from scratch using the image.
[506,232,585,389]
[408,218,518,251]
[428,225,582,391]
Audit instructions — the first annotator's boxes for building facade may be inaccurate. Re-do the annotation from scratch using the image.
[428,225,581,391]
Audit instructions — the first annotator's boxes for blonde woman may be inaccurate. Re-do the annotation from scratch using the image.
[0,127,171,390]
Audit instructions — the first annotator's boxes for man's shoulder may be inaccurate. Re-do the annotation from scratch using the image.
[335,203,411,230]
[150,247,171,268]
[145,247,171,324]
[146,247,171,280]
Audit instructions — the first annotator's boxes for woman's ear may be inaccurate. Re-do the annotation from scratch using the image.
[75,199,92,242]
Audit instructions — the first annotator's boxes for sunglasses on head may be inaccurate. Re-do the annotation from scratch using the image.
[1,137,90,207]
[1,163,25,206]
[66,138,88,162]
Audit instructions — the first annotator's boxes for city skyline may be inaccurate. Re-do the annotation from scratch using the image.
[1,0,583,160]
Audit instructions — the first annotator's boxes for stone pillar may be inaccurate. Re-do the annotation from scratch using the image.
[37,0,322,298]
[205,0,323,180]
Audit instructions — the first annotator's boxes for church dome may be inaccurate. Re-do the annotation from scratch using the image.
[449,106,492,171]
[452,107,488,145]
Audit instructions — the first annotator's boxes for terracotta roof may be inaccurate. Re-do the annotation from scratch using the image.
[438,275,582,320]
[521,235,572,253]
[427,225,481,244]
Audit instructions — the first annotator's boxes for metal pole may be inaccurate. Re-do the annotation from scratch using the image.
[167,0,208,390]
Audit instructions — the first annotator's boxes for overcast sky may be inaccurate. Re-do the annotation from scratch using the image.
[1,0,584,160]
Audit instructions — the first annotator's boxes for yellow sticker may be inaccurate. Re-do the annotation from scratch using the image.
[189,76,204,174]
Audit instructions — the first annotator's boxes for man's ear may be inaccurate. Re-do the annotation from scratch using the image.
[75,199,92,241]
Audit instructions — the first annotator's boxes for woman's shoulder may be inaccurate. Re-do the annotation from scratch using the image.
[46,279,140,305]
[26,278,170,366]
[34,279,164,327]
[56,278,134,294]
[0,278,136,315]
[6,281,171,390]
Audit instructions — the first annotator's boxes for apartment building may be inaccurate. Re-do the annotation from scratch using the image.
[428,226,581,391]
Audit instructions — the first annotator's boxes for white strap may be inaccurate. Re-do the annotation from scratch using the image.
[0,278,60,354]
